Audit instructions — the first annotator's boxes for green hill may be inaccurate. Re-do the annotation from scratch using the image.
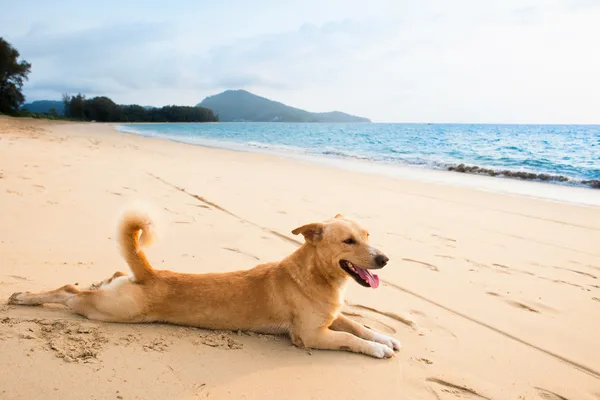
[197,90,370,123]
[22,100,65,115]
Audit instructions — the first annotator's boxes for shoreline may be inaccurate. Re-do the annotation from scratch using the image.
[114,123,600,207]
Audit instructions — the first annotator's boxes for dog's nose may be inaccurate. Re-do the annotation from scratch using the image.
[375,254,389,267]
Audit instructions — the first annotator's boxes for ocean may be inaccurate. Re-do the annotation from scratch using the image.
[116,122,599,191]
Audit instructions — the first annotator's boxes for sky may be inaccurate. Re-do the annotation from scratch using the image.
[2,0,599,123]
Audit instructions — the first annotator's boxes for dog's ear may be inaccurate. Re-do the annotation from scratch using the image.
[292,223,325,244]
[334,214,344,219]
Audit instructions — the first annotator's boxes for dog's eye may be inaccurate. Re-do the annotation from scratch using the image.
[343,238,356,245]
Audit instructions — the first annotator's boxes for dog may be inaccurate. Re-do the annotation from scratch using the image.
[8,210,401,358]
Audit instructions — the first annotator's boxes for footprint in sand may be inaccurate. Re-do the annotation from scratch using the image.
[402,258,439,272]
[345,303,415,329]
[346,303,458,339]
[142,337,172,352]
[551,266,597,280]
[431,234,457,243]
[1,318,109,363]
[490,263,536,276]
[506,300,540,313]
[193,332,244,350]
[549,279,583,289]
[341,311,397,335]
[534,387,569,400]
[464,259,490,270]
[427,378,491,399]
[486,292,556,313]
[9,275,31,281]
[569,261,600,274]
[222,247,260,261]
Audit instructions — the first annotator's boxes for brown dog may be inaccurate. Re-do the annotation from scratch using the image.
[8,210,401,358]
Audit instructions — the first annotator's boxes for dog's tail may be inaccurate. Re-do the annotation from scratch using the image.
[118,208,158,282]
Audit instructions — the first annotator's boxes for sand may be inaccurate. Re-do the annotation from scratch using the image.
[1,116,599,400]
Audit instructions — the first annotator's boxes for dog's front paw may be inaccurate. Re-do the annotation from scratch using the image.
[368,342,395,359]
[373,333,402,352]
[388,336,402,351]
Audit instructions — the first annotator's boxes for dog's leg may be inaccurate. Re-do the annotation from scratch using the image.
[8,270,129,307]
[9,284,89,308]
[293,326,395,359]
[8,276,142,323]
[330,314,401,351]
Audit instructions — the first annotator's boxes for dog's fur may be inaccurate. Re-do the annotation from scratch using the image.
[8,210,400,358]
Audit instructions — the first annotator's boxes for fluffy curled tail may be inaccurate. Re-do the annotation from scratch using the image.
[118,208,157,282]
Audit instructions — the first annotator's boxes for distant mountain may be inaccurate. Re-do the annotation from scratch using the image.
[22,100,65,115]
[196,90,370,123]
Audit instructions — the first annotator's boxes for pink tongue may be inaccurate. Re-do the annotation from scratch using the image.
[356,267,380,288]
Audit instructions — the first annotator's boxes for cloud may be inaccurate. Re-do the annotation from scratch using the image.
[17,17,404,102]
[194,19,399,90]
[562,0,600,11]
[509,6,541,25]
[14,21,178,98]
[18,21,171,58]
[6,0,600,123]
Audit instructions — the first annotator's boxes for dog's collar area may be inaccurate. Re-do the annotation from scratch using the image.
[339,260,380,288]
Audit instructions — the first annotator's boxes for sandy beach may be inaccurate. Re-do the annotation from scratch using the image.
[1,116,599,400]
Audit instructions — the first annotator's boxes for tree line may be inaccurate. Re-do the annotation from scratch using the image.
[62,94,218,123]
[0,37,31,115]
[1,37,217,122]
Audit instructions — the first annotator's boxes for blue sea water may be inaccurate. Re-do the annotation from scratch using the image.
[116,122,599,188]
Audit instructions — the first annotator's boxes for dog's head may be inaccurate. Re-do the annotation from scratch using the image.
[292,214,388,289]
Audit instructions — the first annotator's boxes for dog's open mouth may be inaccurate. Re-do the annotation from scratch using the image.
[340,260,380,288]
